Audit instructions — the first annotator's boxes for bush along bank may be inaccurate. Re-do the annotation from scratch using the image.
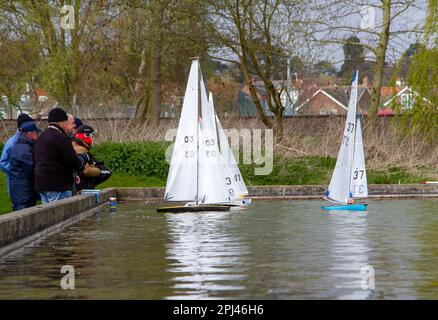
[91,141,434,185]
[91,141,171,179]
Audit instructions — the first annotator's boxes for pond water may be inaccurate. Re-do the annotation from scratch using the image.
[0,199,437,299]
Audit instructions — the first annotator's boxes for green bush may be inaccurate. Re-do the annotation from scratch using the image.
[91,141,171,178]
[0,141,3,154]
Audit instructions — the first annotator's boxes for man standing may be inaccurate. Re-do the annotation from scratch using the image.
[34,108,86,203]
[0,114,34,210]
[9,121,41,210]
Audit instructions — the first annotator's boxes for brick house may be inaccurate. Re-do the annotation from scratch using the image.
[295,85,372,115]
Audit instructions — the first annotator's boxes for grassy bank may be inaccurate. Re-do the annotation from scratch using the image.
[0,171,166,215]
[0,141,436,215]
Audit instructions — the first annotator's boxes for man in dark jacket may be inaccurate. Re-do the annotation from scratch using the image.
[34,108,86,203]
[9,121,41,210]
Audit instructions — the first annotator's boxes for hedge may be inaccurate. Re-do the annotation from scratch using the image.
[91,141,171,178]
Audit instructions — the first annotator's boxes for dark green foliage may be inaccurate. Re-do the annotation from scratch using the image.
[91,141,171,178]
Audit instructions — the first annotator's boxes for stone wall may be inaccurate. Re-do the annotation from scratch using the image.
[116,184,438,201]
[0,188,117,258]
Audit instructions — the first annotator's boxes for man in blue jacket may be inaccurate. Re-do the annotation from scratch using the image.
[0,114,34,209]
[9,120,42,210]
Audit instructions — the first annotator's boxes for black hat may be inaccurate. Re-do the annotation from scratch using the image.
[17,114,33,128]
[20,121,42,133]
[48,108,68,122]
[76,124,95,135]
[74,117,83,128]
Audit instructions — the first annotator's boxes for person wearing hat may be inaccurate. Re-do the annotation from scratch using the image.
[74,117,83,133]
[34,107,87,204]
[72,124,112,191]
[9,120,42,210]
[0,113,34,210]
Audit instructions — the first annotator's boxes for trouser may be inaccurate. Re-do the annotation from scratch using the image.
[39,191,73,204]
[10,181,38,211]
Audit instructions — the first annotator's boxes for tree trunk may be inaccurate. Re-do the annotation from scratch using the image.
[148,36,162,124]
[368,0,392,129]
[240,63,273,129]
[135,47,152,123]
[274,111,284,142]
[134,48,147,120]
[146,2,164,125]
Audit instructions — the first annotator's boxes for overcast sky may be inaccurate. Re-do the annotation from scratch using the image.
[317,1,429,68]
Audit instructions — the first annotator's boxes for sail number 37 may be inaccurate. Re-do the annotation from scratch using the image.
[353,169,365,180]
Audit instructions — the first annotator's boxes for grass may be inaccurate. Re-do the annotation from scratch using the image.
[0,172,11,214]
[98,173,165,188]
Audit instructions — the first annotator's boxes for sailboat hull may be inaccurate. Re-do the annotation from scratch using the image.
[157,204,231,213]
[222,198,252,207]
[321,203,368,211]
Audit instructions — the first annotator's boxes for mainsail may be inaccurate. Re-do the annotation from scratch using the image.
[326,70,360,204]
[164,60,199,201]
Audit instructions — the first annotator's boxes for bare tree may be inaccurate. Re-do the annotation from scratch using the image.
[307,0,428,128]
[205,0,316,141]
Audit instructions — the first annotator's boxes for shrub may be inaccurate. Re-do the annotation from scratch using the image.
[92,141,171,178]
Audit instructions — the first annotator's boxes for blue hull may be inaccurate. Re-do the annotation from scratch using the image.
[321,203,368,211]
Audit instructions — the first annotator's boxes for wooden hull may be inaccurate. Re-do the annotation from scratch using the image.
[321,203,368,211]
[157,204,231,213]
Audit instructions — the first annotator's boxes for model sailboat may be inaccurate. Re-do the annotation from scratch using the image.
[321,70,368,211]
[157,58,244,213]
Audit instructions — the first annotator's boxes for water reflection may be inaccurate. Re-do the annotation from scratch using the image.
[0,200,436,299]
[326,210,373,299]
[164,211,250,299]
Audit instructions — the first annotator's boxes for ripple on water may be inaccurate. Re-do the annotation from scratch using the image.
[0,200,437,299]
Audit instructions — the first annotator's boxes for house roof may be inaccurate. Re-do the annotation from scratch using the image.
[295,85,371,111]
[382,86,433,108]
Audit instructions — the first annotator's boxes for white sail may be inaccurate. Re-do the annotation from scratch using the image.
[164,60,199,201]
[198,73,239,204]
[326,70,359,204]
[350,115,368,198]
[209,93,249,196]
